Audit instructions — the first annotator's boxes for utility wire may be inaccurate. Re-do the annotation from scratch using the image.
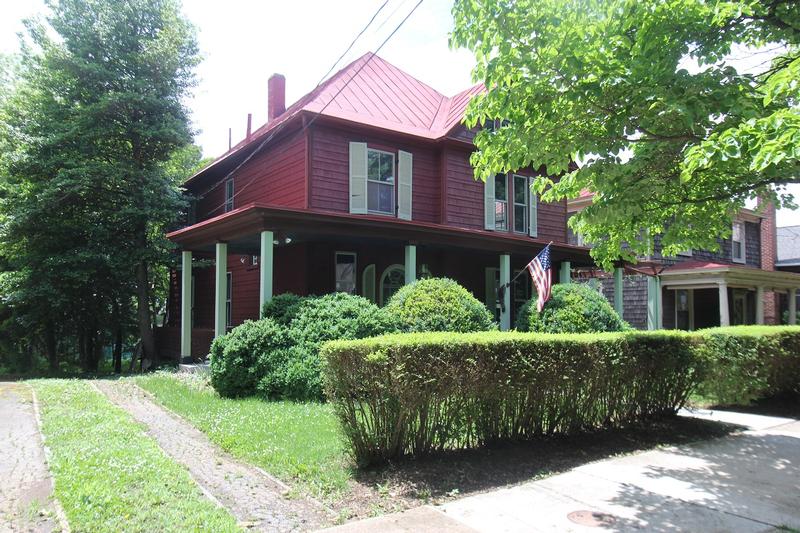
[200,0,425,217]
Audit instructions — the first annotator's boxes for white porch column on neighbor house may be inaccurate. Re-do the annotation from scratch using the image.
[259,230,274,316]
[789,288,797,325]
[214,242,228,338]
[646,276,662,330]
[559,261,571,284]
[404,244,417,285]
[614,267,624,317]
[180,251,192,359]
[718,281,730,327]
[500,254,511,331]
[756,286,765,325]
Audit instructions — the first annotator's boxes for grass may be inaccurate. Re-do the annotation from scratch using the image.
[135,372,352,502]
[30,379,241,533]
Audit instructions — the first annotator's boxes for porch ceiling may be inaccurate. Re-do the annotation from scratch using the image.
[167,203,594,265]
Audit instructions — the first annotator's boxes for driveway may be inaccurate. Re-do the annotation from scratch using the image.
[323,410,800,532]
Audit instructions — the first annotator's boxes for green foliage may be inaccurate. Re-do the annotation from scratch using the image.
[385,277,496,332]
[451,0,800,269]
[0,0,200,370]
[32,380,238,531]
[322,330,699,465]
[284,293,396,401]
[209,318,289,398]
[261,293,309,326]
[693,326,800,405]
[521,284,628,333]
[137,372,351,500]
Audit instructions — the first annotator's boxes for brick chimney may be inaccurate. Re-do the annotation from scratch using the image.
[758,196,778,323]
[268,74,286,122]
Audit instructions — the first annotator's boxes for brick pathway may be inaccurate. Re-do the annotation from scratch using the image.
[0,383,61,533]
[95,379,330,532]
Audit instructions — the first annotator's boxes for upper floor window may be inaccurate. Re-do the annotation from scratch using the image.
[224,179,234,213]
[513,175,529,234]
[732,221,745,263]
[367,149,395,215]
[494,174,508,230]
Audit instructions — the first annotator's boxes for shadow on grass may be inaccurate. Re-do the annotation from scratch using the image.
[351,416,743,506]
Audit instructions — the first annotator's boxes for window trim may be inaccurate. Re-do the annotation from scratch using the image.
[674,288,694,331]
[334,251,357,294]
[224,179,234,213]
[225,272,232,328]
[379,264,405,306]
[513,174,529,234]
[366,148,396,216]
[732,221,746,263]
[494,174,508,231]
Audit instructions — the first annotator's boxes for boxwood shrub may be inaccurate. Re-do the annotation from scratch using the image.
[518,284,629,333]
[260,293,310,326]
[322,330,700,465]
[386,277,496,332]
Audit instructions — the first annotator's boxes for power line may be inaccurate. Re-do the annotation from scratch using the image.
[200,0,425,217]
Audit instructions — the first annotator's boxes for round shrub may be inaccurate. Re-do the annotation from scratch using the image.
[209,318,290,398]
[524,283,629,333]
[515,299,533,331]
[385,277,496,332]
[282,293,396,400]
[261,293,309,326]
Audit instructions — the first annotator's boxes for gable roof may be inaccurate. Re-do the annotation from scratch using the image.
[186,53,483,186]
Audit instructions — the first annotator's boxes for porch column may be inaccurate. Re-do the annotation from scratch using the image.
[404,244,417,285]
[180,251,192,359]
[718,282,730,327]
[647,276,662,330]
[499,254,511,331]
[559,261,571,284]
[214,242,228,338]
[259,230,274,316]
[755,286,765,325]
[789,288,797,325]
[613,267,624,317]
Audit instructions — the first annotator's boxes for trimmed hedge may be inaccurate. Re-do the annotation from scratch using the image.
[517,284,628,333]
[260,293,309,326]
[386,277,496,332]
[322,330,699,465]
[693,326,800,405]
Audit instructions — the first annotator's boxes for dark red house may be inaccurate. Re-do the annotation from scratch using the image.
[159,53,592,360]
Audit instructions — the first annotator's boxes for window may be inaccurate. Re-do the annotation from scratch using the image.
[335,252,357,294]
[513,175,529,233]
[226,272,232,328]
[513,269,531,318]
[677,249,693,257]
[675,289,693,330]
[367,149,395,215]
[494,174,508,230]
[732,222,745,263]
[224,179,234,213]
[380,265,405,306]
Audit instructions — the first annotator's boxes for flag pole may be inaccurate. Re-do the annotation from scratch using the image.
[497,242,554,311]
[504,241,553,287]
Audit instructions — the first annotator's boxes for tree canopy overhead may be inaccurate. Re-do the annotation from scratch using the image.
[452,0,799,268]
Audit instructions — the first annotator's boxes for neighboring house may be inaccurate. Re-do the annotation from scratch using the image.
[158,53,592,360]
[776,225,800,318]
[568,191,800,330]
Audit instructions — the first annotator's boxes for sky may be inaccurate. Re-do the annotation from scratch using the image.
[1,0,798,226]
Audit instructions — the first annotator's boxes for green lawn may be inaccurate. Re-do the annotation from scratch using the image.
[135,373,353,501]
[31,380,240,533]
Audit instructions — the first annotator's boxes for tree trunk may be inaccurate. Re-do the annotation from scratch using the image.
[113,324,123,374]
[45,321,58,373]
[135,255,157,367]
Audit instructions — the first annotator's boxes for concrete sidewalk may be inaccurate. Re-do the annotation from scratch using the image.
[323,410,800,532]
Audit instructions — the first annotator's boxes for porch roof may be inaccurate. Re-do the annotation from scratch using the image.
[660,261,800,290]
[166,203,594,265]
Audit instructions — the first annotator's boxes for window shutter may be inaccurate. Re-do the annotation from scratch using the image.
[529,180,538,237]
[484,175,495,230]
[397,150,413,220]
[349,142,368,214]
[362,264,376,303]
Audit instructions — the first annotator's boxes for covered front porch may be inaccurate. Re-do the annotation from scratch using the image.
[660,262,800,330]
[159,203,594,360]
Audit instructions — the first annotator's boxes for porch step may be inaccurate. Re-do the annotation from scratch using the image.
[178,363,210,374]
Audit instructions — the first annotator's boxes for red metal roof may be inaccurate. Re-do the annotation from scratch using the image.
[663,261,757,272]
[187,53,484,185]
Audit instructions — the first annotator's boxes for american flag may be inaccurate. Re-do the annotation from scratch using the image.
[526,245,552,312]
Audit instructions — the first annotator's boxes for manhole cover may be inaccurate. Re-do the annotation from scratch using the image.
[567,510,617,527]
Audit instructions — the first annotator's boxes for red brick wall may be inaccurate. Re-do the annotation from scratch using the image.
[759,198,778,323]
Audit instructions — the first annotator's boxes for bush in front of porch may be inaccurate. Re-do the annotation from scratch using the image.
[516,284,629,333]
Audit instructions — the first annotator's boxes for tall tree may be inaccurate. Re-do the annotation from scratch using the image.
[452,0,799,268]
[0,0,198,369]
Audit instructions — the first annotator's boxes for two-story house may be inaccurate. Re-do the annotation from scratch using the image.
[158,53,593,360]
[568,191,800,330]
